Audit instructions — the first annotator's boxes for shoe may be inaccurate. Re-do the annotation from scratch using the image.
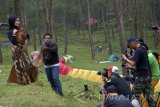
[52,87,56,91]
[56,91,64,97]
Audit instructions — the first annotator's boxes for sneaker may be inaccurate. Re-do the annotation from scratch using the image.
[55,91,64,97]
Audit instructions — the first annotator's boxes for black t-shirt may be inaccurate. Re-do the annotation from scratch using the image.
[43,42,59,65]
[104,95,134,107]
[131,46,151,77]
[110,75,131,98]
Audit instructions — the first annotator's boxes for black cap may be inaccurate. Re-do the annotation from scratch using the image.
[128,36,139,43]
[106,85,117,93]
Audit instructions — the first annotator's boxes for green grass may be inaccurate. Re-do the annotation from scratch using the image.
[0,29,160,107]
[0,64,101,107]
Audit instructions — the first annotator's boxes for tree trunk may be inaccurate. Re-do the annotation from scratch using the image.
[102,8,107,42]
[44,0,52,34]
[127,0,134,36]
[0,43,3,64]
[87,0,95,59]
[14,0,21,17]
[78,0,86,38]
[51,0,56,42]
[33,31,37,51]
[48,0,52,35]
[20,1,25,26]
[133,0,138,36]
[150,0,158,48]
[105,0,110,42]
[37,0,42,45]
[113,0,126,53]
[106,2,112,54]
[108,25,112,55]
[77,0,83,36]
[111,22,115,39]
[62,0,68,54]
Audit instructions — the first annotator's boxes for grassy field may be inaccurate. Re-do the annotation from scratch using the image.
[0,64,101,107]
[0,29,160,107]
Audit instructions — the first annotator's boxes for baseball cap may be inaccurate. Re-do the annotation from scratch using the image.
[106,85,117,93]
[107,66,119,74]
[128,36,139,43]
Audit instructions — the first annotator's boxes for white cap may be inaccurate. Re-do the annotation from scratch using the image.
[107,66,119,74]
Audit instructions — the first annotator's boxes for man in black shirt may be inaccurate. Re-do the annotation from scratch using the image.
[97,85,134,107]
[122,36,155,107]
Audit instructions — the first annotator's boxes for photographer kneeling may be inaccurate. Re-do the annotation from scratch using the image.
[97,85,134,107]
[99,66,131,100]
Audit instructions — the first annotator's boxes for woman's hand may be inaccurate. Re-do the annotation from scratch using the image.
[13,29,18,36]
[24,39,29,46]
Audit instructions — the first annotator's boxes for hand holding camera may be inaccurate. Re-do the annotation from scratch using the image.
[41,44,48,51]
[122,54,127,60]
[121,54,129,67]
[152,24,160,33]
[13,29,18,36]
[152,24,160,38]
[97,69,108,79]
[152,24,159,30]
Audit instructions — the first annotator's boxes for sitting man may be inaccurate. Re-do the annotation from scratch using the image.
[105,66,131,100]
[97,85,134,107]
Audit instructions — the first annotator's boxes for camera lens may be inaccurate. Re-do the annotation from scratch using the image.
[97,70,102,75]
[152,25,158,30]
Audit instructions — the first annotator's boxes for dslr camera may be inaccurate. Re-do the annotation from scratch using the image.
[152,24,159,30]
[97,69,108,78]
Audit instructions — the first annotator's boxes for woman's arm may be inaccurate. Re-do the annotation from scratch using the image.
[8,29,17,45]
[33,50,43,67]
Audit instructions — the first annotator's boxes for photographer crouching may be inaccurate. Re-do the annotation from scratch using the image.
[97,85,134,107]
[97,66,132,107]
[122,36,155,107]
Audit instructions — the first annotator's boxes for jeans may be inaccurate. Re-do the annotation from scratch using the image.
[96,104,101,107]
[45,66,63,95]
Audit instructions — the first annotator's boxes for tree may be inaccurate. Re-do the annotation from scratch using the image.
[87,0,95,59]
[101,7,108,42]
[0,43,2,64]
[37,0,42,45]
[14,0,21,17]
[44,0,52,34]
[62,0,68,54]
[106,1,112,55]
[113,0,126,53]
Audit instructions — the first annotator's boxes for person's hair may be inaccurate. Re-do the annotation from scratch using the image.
[112,72,120,77]
[138,38,149,51]
[43,33,52,39]
[152,52,159,62]
[8,16,19,30]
